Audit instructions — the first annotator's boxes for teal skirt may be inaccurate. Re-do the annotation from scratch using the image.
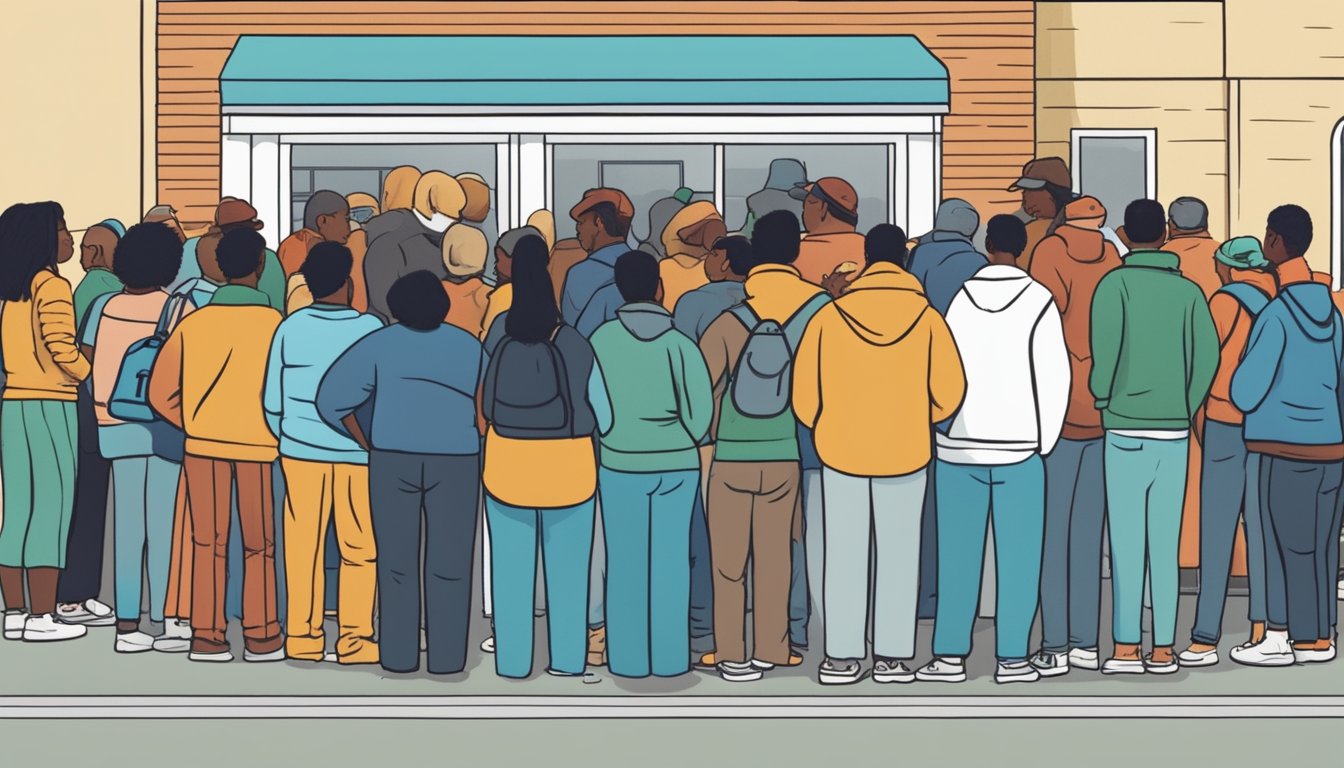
[0,399,79,568]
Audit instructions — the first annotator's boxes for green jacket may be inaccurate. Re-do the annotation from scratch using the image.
[588,303,713,472]
[1089,249,1218,430]
[73,268,125,330]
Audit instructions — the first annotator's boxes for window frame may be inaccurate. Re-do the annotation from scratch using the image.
[1069,128,1158,202]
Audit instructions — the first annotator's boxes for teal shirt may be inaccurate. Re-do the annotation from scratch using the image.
[1089,249,1219,430]
[73,269,124,330]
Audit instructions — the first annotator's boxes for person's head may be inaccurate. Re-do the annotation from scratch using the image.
[301,241,355,304]
[345,192,379,230]
[303,190,351,244]
[1123,199,1168,250]
[791,177,859,234]
[1214,235,1270,285]
[707,235,745,281]
[933,198,980,240]
[0,201,71,301]
[413,171,467,222]
[570,188,634,253]
[719,235,758,279]
[143,204,186,244]
[985,214,1028,265]
[1009,157,1074,221]
[504,238,560,343]
[80,219,124,272]
[663,202,727,261]
[864,223,909,267]
[751,209,802,266]
[113,222,183,292]
[1168,196,1209,236]
[387,270,449,330]
[442,224,488,279]
[213,197,264,234]
[382,165,422,211]
[493,225,545,284]
[525,209,556,251]
[1264,204,1313,266]
[456,174,491,224]
[615,250,661,304]
[215,227,266,285]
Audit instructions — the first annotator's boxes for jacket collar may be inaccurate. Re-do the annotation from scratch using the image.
[1276,257,1315,287]
[210,284,270,307]
[747,263,803,279]
[1122,249,1181,271]
[588,242,627,267]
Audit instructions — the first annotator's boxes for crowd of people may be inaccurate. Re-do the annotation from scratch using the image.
[0,156,1341,685]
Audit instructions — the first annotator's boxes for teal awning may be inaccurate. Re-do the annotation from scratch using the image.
[220,35,948,112]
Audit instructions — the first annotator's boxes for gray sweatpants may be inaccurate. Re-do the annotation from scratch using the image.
[821,465,926,661]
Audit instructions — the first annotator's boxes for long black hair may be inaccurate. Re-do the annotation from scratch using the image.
[504,234,559,343]
[0,201,64,301]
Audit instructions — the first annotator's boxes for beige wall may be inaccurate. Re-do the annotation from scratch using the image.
[0,0,148,285]
[1038,1,1223,79]
[1228,0,1344,78]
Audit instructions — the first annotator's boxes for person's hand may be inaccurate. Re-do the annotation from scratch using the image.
[821,271,851,298]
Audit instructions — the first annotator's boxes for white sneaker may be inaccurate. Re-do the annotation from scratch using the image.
[115,631,157,653]
[1293,645,1336,664]
[1230,631,1294,667]
[996,661,1041,684]
[480,635,495,653]
[718,660,763,682]
[188,650,234,663]
[153,619,191,652]
[163,618,191,639]
[1029,650,1070,677]
[3,610,28,640]
[243,648,286,663]
[873,659,916,684]
[1068,647,1100,671]
[1101,656,1146,675]
[1177,646,1219,668]
[22,613,88,642]
[56,599,116,627]
[915,657,966,683]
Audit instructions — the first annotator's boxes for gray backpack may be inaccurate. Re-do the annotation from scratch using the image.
[485,326,575,439]
[726,294,829,418]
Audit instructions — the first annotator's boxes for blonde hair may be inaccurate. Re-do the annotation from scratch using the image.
[381,166,421,211]
[525,209,556,251]
[442,224,488,277]
[413,171,466,219]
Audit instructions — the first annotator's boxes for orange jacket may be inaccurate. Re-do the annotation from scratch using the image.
[1206,269,1279,425]
[442,277,491,340]
[1165,231,1222,300]
[278,228,322,278]
[796,231,864,285]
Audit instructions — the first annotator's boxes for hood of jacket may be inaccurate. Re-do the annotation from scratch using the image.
[617,301,675,341]
[641,197,688,257]
[1281,282,1338,342]
[831,263,931,346]
[1045,197,1110,265]
[959,264,1034,312]
[363,209,416,245]
[662,201,721,259]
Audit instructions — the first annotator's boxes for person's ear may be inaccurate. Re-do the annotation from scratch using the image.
[656,278,665,304]
[255,252,266,278]
[346,277,354,303]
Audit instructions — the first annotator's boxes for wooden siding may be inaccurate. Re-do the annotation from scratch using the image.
[156,1,1035,226]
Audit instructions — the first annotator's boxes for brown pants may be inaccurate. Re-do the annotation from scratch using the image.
[707,461,800,665]
[165,467,192,622]
[183,455,282,653]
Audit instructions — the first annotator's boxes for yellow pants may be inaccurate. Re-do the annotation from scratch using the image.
[281,458,379,663]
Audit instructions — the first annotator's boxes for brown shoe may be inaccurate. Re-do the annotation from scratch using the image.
[694,652,717,670]
[587,627,607,667]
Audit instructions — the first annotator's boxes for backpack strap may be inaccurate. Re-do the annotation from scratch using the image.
[728,301,759,330]
[1217,282,1271,318]
[543,332,574,437]
[154,293,188,339]
[781,292,831,352]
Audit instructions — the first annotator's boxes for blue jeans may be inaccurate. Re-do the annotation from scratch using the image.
[111,456,179,624]
[932,457,1045,662]
[1191,421,1265,644]
[486,495,595,678]
[1039,437,1105,653]
[1105,433,1189,647]
[599,467,698,678]
[1259,455,1343,642]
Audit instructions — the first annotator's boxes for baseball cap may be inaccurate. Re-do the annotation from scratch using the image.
[570,188,634,221]
[787,176,859,216]
[1168,196,1209,231]
[1008,157,1072,191]
[214,198,263,230]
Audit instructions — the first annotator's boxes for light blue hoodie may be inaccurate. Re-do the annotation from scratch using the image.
[264,304,383,463]
[1232,279,1344,447]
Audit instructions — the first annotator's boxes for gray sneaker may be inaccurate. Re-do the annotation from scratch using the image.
[718,660,763,682]
[995,661,1041,684]
[818,657,863,685]
[874,659,916,684]
[1030,649,1070,677]
[915,657,966,683]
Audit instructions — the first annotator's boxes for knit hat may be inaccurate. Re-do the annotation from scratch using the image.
[1215,236,1269,270]
[442,224,488,277]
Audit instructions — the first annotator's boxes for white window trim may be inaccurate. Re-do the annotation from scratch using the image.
[1332,118,1344,290]
[1070,128,1158,200]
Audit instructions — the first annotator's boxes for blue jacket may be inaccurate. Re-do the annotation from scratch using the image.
[672,280,746,342]
[317,323,483,455]
[1232,280,1344,446]
[907,232,988,316]
[561,243,627,338]
[264,304,383,464]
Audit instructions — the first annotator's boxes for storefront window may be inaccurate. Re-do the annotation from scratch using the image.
[1071,130,1155,230]
[551,144,715,242]
[723,145,890,235]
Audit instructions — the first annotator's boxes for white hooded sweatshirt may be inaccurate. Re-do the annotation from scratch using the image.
[937,264,1070,465]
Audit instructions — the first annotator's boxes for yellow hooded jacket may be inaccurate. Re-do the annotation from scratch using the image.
[791,262,965,477]
[659,201,720,313]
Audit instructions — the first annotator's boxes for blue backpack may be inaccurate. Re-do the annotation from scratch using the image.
[1217,282,1271,318]
[108,293,190,423]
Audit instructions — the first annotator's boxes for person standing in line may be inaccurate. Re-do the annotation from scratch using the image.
[317,271,483,675]
[658,201,726,314]
[363,171,464,324]
[54,218,126,629]
[915,214,1069,685]
[587,251,713,678]
[1007,157,1075,271]
[479,239,598,678]
[1179,237,1279,668]
[481,225,545,341]
[906,199,989,316]
[1090,199,1218,675]
[171,198,286,311]
[791,177,865,285]
[0,202,91,643]
[278,190,352,279]
[264,242,382,665]
[1231,205,1344,667]
[697,211,829,682]
[439,223,492,339]
[147,227,285,663]
[1027,196,1122,677]
[792,221,966,685]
